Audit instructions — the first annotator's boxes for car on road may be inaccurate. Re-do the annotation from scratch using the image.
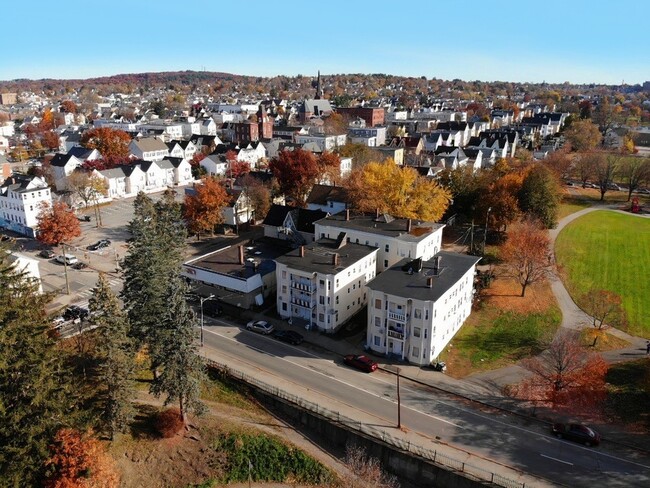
[246,320,274,335]
[55,254,79,265]
[72,262,88,270]
[62,305,90,323]
[343,354,378,373]
[272,329,304,345]
[87,239,111,251]
[39,249,56,259]
[78,215,91,222]
[551,423,601,446]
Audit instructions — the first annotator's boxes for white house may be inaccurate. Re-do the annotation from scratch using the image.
[306,184,349,215]
[315,211,444,273]
[275,237,378,332]
[140,160,166,191]
[7,251,43,293]
[95,164,146,199]
[166,157,193,186]
[49,153,84,191]
[0,175,52,237]
[262,205,328,245]
[200,154,228,176]
[237,142,266,169]
[129,137,169,162]
[366,252,480,366]
[166,141,185,159]
[295,133,347,152]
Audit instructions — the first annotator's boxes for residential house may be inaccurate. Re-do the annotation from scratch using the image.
[237,141,267,169]
[376,146,405,165]
[94,164,146,199]
[314,211,445,273]
[67,146,102,163]
[222,188,254,226]
[434,146,469,170]
[199,117,217,136]
[306,184,350,215]
[0,175,52,237]
[275,236,378,332]
[49,153,84,191]
[337,107,385,127]
[200,154,228,177]
[165,157,193,186]
[348,127,387,147]
[166,141,185,159]
[366,252,480,365]
[262,204,328,245]
[7,251,43,293]
[129,136,169,162]
[295,132,347,153]
[140,160,166,191]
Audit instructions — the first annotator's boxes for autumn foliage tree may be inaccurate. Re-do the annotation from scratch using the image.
[500,218,553,297]
[183,176,230,238]
[564,119,602,152]
[269,149,323,206]
[36,201,81,247]
[515,331,609,412]
[348,161,451,221]
[44,428,119,488]
[80,127,131,164]
[580,289,626,332]
[41,130,60,151]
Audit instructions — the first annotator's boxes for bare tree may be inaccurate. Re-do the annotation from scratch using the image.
[593,151,619,201]
[581,289,626,332]
[618,156,650,201]
[342,444,399,488]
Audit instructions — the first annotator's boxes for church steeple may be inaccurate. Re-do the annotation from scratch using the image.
[315,70,323,100]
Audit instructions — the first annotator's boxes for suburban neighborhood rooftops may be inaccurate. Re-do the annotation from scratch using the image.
[315,212,444,241]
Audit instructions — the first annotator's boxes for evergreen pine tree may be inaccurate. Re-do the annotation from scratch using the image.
[89,273,135,440]
[150,270,206,425]
[0,250,73,485]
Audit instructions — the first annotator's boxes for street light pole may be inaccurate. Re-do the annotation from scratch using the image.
[62,242,70,295]
[396,367,401,429]
[483,207,492,255]
[199,294,215,347]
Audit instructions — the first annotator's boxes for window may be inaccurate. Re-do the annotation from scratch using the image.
[412,346,420,357]
[282,302,287,311]
[336,296,339,304]
[413,327,421,338]
[375,316,381,327]
[319,313,324,322]
[425,309,429,320]
[375,299,382,309]
[282,270,287,279]
[424,329,428,339]
[374,335,381,346]
[414,309,422,319]
[385,244,390,252]
[281,285,287,294]
[319,296,325,305]
[320,279,325,286]
[384,260,388,268]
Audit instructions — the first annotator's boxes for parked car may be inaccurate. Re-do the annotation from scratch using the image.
[430,361,447,372]
[51,316,66,328]
[72,262,88,270]
[87,239,111,251]
[343,354,378,373]
[272,329,304,345]
[551,423,601,446]
[246,320,274,335]
[39,249,55,259]
[55,254,79,265]
[62,305,90,323]
[78,215,91,222]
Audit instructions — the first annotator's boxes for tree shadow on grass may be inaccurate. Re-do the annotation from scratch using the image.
[129,403,162,440]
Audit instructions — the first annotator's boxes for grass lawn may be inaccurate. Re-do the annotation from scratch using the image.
[442,277,561,378]
[555,210,650,337]
[605,360,650,433]
[557,195,592,220]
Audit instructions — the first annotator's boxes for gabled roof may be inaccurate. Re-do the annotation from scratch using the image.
[0,174,48,194]
[131,137,168,153]
[306,184,350,206]
[262,204,328,233]
[50,153,80,167]
[67,146,97,160]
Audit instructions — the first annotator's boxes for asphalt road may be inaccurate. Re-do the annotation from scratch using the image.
[200,320,650,488]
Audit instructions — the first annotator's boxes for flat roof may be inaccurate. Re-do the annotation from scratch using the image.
[275,238,377,275]
[367,251,480,302]
[315,213,444,242]
[185,238,290,279]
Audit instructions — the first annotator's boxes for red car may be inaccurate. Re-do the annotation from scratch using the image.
[343,354,378,373]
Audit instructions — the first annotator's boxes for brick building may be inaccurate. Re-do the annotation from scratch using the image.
[337,107,385,127]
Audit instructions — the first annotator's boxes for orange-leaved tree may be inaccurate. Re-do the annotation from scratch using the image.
[580,289,626,340]
[183,176,230,239]
[499,218,553,297]
[348,160,451,221]
[36,201,81,247]
[80,127,131,164]
[44,428,119,488]
[515,331,609,412]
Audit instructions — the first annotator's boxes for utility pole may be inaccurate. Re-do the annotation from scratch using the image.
[62,243,70,295]
[396,367,402,429]
[483,207,492,255]
[470,219,474,255]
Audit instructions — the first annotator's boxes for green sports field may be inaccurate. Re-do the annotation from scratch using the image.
[555,210,650,337]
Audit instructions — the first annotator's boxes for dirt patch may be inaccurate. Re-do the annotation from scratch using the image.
[481,274,556,315]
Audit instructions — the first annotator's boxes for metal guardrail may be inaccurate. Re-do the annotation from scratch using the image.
[205,359,527,488]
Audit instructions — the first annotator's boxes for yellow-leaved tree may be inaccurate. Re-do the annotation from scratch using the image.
[348,160,451,221]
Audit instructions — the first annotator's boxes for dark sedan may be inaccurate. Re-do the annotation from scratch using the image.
[272,330,304,345]
[87,239,111,251]
[343,354,378,373]
[551,423,601,446]
[62,305,90,323]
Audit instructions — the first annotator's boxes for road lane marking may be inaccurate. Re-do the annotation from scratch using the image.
[540,454,573,466]
[202,327,463,429]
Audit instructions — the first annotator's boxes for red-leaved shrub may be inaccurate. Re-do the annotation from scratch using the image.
[156,408,184,438]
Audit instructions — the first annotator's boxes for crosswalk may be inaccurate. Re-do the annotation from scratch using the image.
[75,277,123,300]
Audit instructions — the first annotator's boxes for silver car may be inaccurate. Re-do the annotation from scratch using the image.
[246,320,275,335]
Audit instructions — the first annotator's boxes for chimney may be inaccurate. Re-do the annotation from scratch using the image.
[238,245,245,265]
[433,256,441,274]
[299,245,305,258]
[375,208,380,219]
[345,208,350,221]
[332,253,339,267]
[407,218,412,232]
[426,277,434,288]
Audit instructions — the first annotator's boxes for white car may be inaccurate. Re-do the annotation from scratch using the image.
[55,254,79,265]
[246,320,275,335]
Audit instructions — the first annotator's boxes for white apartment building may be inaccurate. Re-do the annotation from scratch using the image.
[0,175,52,237]
[366,252,480,366]
[129,137,169,162]
[314,211,444,273]
[275,235,378,332]
[295,133,347,152]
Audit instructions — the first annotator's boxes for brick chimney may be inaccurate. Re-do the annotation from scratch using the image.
[433,256,441,275]
[375,208,380,219]
[426,277,434,288]
[238,245,245,265]
[345,208,350,221]
[332,253,339,267]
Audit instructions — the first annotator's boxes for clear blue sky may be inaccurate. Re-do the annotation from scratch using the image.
[2,0,648,85]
